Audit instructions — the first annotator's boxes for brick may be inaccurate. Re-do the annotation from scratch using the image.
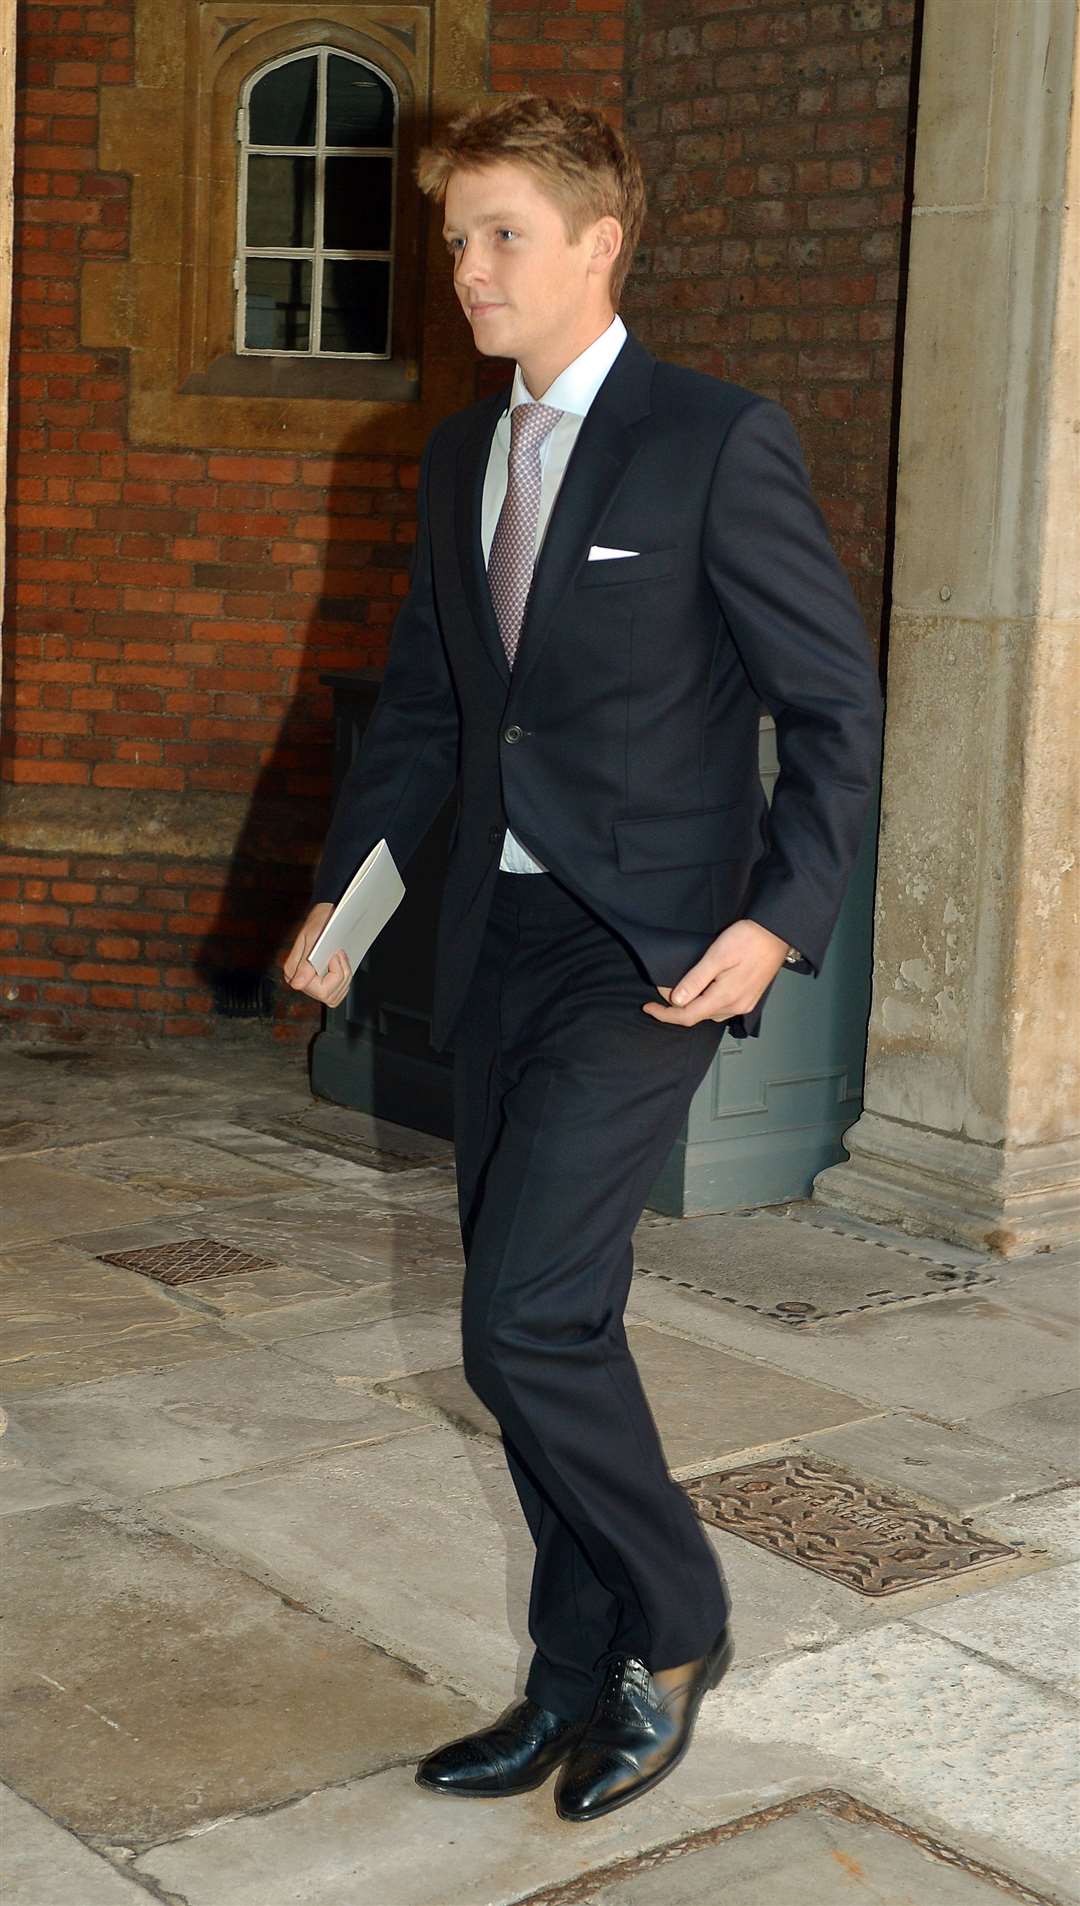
[206,455,297,484]
[71,961,158,986]
[1,956,65,979]
[88,762,184,791]
[50,881,96,903]
[88,985,137,1008]
[6,760,90,785]
[490,41,565,67]
[0,902,70,926]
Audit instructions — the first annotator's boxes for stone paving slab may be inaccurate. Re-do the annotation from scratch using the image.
[187,1187,466,1278]
[375,1361,500,1439]
[964,1389,1080,1478]
[0,1159,174,1250]
[632,1210,996,1324]
[626,1277,1080,1423]
[179,1262,367,1318]
[774,1199,993,1268]
[283,1310,463,1382]
[0,1785,153,1905]
[0,1106,151,1158]
[0,1243,242,1394]
[33,1134,301,1206]
[154,1427,533,1708]
[799,1412,1071,1512]
[689,1622,1079,1901]
[987,1261,1080,1330]
[563,1805,1022,1905]
[381,1324,876,1471]
[232,1097,455,1168]
[0,1406,88,1516]
[217,1268,464,1342]
[975,1486,1080,1562]
[1,1503,484,1849]
[912,1560,1080,1700]
[9,1345,419,1497]
[175,1117,435,1195]
[132,1761,706,1906]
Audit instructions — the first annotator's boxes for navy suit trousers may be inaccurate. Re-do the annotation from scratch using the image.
[452,869,732,1722]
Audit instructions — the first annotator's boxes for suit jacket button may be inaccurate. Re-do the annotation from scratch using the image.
[488,826,502,845]
[503,724,524,744]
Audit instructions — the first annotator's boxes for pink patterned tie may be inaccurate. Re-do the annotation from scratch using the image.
[487,401,564,667]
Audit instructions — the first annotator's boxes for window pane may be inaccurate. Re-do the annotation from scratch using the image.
[246,155,315,248]
[325,56,394,146]
[324,158,392,252]
[245,258,312,351]
[249,56,317,146]
[320,260,390,354]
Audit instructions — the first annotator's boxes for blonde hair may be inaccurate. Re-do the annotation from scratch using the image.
[416,95,647,306]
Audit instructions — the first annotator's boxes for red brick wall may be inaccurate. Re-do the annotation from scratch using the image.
[490,0,624,103]
[1,0,625,1042]
[621,0,918,642]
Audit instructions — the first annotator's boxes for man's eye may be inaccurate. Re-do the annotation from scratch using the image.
[446,238,464,254]
[496,229,517,242]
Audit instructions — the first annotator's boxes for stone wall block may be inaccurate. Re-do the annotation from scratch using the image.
[911,0,997,207]
[891,210,1012,618]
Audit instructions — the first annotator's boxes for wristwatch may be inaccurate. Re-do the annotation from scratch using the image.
[784,945,803,965]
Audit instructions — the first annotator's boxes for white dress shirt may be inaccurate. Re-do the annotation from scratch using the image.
[482,314,628,873]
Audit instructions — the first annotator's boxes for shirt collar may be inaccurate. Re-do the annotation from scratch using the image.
[507,314,628,421]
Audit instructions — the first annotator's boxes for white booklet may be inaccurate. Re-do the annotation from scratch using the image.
[307,838,405,979]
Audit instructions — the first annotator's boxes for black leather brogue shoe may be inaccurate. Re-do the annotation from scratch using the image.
[415,1698,586,1799]
[553,1628,734,1823]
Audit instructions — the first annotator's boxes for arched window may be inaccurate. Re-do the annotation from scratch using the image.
[237,48,397,359]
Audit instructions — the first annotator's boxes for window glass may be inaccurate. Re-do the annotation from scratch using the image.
[321,260,390,354]
[248,56,317,146]
[324,158,392,251]
[246,155,315,248]
[244,258,312,351]
[325,55,394,145]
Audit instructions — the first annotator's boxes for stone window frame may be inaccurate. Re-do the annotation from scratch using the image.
[84,2,487,454]
[186,13,425,403]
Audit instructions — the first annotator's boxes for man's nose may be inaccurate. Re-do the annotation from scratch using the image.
[456,246,488,286]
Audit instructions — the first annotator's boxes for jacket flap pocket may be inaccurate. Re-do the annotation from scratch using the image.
[613,804,749,872]
[578,547,678,587]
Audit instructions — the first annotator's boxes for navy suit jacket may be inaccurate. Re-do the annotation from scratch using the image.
[313,329,884,1053]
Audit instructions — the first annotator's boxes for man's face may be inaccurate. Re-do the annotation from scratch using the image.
[442,160,608,373]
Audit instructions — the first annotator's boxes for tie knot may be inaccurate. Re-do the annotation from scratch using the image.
[509,401,563,457]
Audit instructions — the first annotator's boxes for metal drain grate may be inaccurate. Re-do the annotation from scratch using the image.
[685,1453,1018,1596]
[97,1238,277,1286]
[243,1108,453,1174]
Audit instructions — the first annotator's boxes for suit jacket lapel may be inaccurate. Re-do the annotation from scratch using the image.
[510,331,655,694]
[455,392,511,686]
[452,331,656,693]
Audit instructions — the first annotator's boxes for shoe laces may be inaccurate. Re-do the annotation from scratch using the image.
[596,1652,654,1715]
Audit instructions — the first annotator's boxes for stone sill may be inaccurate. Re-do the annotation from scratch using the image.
[0,785,325,864]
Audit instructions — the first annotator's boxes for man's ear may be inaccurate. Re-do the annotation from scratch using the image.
[588,214,623,276]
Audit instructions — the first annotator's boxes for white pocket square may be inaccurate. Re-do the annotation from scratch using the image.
[588,545,640,560]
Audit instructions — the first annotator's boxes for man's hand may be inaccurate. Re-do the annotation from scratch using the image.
[282,902,353,1008]
[642,919,791,1026]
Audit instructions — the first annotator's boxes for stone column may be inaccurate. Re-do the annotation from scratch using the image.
[815,0,1080,1256]
[0,0,15,692]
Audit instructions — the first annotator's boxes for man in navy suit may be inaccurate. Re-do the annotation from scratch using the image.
[285,95,883,1821]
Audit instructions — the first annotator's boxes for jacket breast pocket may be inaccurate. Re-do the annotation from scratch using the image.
[613,803,750,872]
[577,547,679,588]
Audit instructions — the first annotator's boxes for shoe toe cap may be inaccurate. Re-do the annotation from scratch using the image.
[555,1749,634,1820]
